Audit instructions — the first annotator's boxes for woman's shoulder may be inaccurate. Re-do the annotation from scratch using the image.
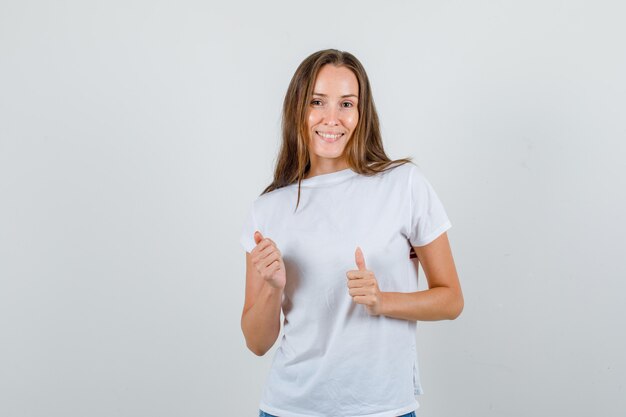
[371,161,438,192]
[391,161,416,174]
[374,160,416,181]
[387,161,432,181]
[250,183,294,210]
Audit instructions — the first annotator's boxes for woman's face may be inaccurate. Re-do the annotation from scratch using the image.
[306,64,359,171]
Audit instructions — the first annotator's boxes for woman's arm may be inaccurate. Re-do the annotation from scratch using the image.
[381,232,463,321]
[240,234,286,356]
[346,232,463,321]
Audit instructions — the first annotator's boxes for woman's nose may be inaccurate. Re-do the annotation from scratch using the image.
[323,104,340,125]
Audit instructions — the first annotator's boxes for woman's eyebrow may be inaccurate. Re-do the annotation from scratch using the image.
[313,92,358,98]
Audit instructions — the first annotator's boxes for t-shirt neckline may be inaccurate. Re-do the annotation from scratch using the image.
[299,168,358,187]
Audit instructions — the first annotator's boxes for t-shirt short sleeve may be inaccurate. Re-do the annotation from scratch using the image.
[408,165,452,247]
[239,202,258,253]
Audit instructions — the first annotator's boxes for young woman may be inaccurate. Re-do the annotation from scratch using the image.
[239,49,463,417]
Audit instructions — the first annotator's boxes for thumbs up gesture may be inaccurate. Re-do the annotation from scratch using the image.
[251,231,287,290]
[346,247,383,316]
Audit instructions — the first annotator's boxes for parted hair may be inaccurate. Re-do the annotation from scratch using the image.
[262,49,413,210]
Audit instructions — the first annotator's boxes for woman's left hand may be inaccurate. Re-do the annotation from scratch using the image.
[346,247,383,316]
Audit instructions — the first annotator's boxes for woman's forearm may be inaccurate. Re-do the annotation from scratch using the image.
[241,282,283,356]
[380,287,464,321]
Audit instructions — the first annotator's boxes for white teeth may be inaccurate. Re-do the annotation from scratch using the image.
[317,131,343,139]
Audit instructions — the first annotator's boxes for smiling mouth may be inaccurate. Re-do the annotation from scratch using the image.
[316,131,345,142]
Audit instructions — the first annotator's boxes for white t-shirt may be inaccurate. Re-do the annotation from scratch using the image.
[239,162,452,417]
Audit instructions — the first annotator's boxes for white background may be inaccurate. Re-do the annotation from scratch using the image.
[1,1,625,416]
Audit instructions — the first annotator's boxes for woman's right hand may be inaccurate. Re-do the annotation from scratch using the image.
[251,231,286,290]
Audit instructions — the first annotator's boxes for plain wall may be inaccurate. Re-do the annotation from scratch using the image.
[1,1,625,416]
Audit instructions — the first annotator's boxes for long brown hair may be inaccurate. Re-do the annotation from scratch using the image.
[262,49,413,210]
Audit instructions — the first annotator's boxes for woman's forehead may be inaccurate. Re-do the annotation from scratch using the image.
[313,65,359,96]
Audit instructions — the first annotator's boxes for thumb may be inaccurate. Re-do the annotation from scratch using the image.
[254,231,264,244]
[355,246,367,271]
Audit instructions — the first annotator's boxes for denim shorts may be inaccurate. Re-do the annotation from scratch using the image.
[259,411,416,417]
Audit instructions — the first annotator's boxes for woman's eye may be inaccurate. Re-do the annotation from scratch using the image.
[311,99,322,105]
[342,102,354,108]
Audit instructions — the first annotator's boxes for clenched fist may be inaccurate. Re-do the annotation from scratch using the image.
[346,247,383,316]
[251,231,286,290]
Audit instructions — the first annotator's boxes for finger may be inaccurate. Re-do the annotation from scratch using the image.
[250,239,271,255]
[346,270,361,280]
[347,278,368,288]
[260,251,281,270]
[348,287,370,297]
[346,270,366,279]
[254,231,263,245]
[255,245,278,267]
[265,259,281,276]
[254,242,273,260]
[266,239,282,257]
[355,246,367,271]
[352,295,372,305]
[258,241,280,257]
[346,270,371,280]
[256,238,282,257]
[257,256,277,276]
